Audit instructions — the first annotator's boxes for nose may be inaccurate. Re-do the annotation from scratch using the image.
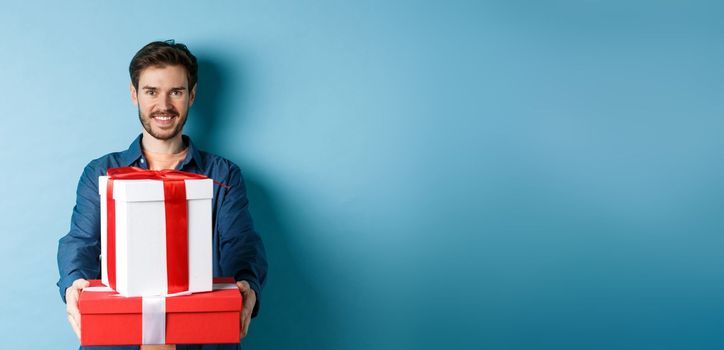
[158,94,172,111]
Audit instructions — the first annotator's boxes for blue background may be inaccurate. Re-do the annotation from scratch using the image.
[1,1,723,349]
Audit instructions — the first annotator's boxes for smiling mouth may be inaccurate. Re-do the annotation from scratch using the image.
[151,114,177,126]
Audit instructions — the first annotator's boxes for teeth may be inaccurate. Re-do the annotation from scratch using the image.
[155,116,173,121]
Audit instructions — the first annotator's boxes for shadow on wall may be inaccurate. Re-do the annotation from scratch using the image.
[190,54,339,349]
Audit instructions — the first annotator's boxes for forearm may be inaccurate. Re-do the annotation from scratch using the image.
[57,231,100,302]
[57,164,102,303]
[217,165,268,317]
[220,229,267,316]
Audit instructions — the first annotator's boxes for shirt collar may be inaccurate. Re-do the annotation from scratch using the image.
[121,134,204,169]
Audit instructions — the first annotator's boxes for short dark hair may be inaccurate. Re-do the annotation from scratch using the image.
[129,40,198,90]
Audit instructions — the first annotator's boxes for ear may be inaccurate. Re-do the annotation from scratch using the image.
[188,83,197,107]
[130,82,138,106]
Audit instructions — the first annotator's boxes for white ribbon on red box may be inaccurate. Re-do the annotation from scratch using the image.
[84,283,238,345]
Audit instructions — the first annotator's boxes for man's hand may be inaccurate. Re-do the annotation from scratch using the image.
[65,278,90,340]
[236,280,257,339]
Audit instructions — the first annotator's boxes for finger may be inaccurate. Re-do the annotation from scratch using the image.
[73,278,90,289]
[238,283,255,310]
[242,292,256,314]
[240,312,248,338]
[66,288,78,306]
[67,287,80,310]
[66,280,88,340]
[65,285,78,303]
[68,307,81,330]
[68,313,81,339]
[241,293,255,337]
[242,299,252,314]
[242,312,251,337]
[236,281,248,293]
[66,290,81,323]
[236,281,255,338]
[237,283,253,314]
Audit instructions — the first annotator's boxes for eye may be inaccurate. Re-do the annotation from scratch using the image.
[145,90,156,96]
[171,90,183,97]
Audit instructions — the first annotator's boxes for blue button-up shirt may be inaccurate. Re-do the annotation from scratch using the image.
[57,134,267,350]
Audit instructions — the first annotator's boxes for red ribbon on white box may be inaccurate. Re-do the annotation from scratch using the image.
[84,283,238,345]
[105,167,212,294]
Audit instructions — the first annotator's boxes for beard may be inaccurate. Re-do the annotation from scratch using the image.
[138,106,188,141]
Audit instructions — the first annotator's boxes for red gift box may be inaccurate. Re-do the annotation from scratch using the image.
[79,278,242,346]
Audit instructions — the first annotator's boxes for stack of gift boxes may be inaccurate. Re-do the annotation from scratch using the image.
[78,167,242,346]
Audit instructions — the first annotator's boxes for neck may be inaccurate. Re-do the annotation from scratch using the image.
[141,130,185,154]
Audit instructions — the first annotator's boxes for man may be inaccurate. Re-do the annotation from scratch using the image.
[57,40,268,350]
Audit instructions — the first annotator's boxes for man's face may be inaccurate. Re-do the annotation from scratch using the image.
[131,65,196,141]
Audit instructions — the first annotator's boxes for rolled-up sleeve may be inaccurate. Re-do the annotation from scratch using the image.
[217,164,268,317]
[57,164,102,303]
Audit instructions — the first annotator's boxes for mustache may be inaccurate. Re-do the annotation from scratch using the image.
[151,109,179,118]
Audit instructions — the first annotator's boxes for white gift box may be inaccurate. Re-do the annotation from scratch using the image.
[99,176,213,297]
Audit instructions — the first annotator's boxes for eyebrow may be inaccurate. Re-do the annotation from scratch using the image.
[141,86,186,90]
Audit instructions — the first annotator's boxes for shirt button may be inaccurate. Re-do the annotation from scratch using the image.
[140,158,145,163]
